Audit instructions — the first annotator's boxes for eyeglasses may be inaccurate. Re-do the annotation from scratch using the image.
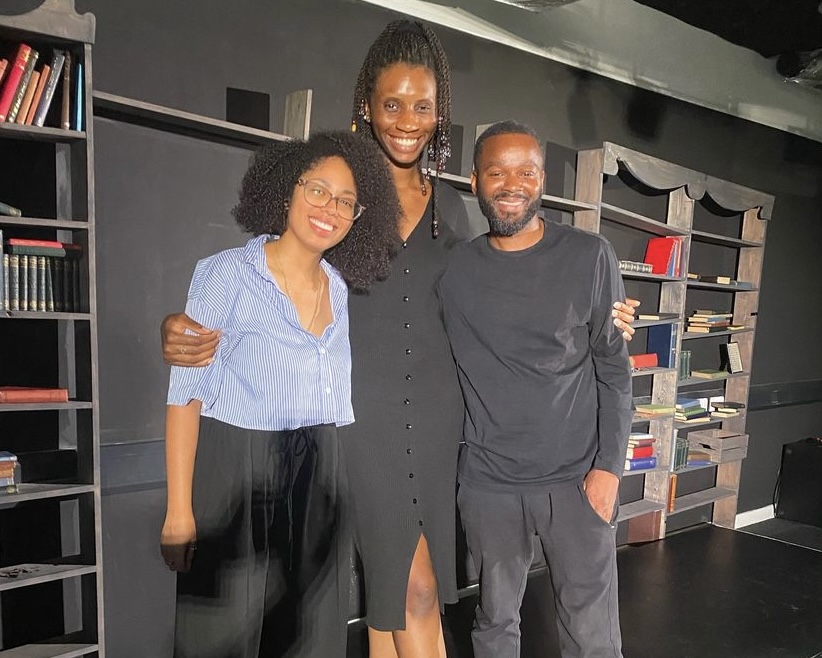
[297,179,364,222]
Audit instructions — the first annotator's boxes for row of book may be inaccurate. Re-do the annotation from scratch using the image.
[1,236,83,312]
[619,259,653,274]
[0,42,82,130]
[0,450,20,494]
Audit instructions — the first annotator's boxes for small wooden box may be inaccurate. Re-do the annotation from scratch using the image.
[688,429,748,463]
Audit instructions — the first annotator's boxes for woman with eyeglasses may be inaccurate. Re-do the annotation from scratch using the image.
[160,131,400,658]
[160,21,637,658]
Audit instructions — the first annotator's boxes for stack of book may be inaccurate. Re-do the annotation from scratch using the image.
[0,42,81,129]
[675,397,710,423]
[634,403,675,419]
[624,432,657,471]
[710,400,745,420]
[686,310,738,334]
[0,386,69,404]
[0,451,20,494]
[1,235,83,312]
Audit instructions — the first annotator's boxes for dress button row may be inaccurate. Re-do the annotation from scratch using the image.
[406,374,412,381]
[319,347,326,355]
[406,424,413,430]
[403,268,410,274]
[404,322,411,329]
[405,349,412,355]
[403,296,410,302]
[406,448,412,454]
[404,398,410,405]
[402,242,408,249]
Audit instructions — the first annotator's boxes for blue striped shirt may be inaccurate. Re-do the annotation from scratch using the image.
[167,234,354,431]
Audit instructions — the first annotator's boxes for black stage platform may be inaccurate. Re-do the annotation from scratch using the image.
[348,524,822,657]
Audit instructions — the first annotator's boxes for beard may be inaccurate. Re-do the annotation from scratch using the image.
[478,192,542,237]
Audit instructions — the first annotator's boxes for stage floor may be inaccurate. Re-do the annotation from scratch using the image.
[348,524,822,657]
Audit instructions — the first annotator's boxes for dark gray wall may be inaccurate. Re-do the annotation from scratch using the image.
[74,0,822,654]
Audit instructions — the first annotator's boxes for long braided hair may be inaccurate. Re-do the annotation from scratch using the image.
[351,20,452,238]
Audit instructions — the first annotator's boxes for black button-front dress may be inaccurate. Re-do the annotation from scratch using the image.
[339,183,470,631]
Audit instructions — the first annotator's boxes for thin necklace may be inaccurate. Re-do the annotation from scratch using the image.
[272,245,325,333]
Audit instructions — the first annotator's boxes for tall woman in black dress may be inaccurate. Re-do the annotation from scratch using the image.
[160,20,637,658]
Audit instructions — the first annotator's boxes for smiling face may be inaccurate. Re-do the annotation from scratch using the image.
[365,63,438,169]
[286,156,357,253]
[472,133,545,237]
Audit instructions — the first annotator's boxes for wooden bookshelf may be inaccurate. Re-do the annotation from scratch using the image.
[0,1,103,654]
[574,141,772,543]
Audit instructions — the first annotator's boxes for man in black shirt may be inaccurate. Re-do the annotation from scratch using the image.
[440,121,633,658]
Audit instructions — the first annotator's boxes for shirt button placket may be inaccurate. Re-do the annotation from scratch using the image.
[401,255,420,525]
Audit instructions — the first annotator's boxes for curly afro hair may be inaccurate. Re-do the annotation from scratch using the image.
[233,131,401,291]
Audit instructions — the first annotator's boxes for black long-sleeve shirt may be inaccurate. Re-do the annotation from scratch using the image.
[439,220,633,492]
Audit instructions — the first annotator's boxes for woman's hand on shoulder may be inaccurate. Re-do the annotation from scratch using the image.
[161,313,220,366]
[612,298,640,342]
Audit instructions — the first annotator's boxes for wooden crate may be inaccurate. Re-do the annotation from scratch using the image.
[688,429,749,463]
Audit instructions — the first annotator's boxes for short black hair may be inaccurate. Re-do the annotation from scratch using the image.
[233,131,401,290]
[473,120,542,170]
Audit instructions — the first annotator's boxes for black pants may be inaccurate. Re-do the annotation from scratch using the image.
[174,418,349,658]
[458,479,622,658]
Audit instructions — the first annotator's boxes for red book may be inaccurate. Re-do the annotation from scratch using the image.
[0,386,69,403]
[0,59,8,87]
[625,445,654,459]
[643,236,678,276]
[629,353,658,369]
[6,238,64,248]
[0,44,33,121]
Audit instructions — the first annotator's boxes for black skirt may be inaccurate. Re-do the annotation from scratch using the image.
[173,417,349,658]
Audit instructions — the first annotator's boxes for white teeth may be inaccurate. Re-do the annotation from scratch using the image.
[391,137,419,147]
[310,218,334,231]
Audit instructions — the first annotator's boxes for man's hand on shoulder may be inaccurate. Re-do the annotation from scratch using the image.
[161,313,220,367]
[583,468,620,524]
[612,298,640,342]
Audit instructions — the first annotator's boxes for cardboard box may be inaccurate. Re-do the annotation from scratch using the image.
[688,429,748,463]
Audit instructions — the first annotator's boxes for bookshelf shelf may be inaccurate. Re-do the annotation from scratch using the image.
[631,367,676,378]
[682,327,753,340]
[573,142,771,543]
[600,202,689,237]
[0,122,86,143]
[616,499,665,522]
[0,3,103,652]
[670,486,736,515]
[0,483,95,504]
[1,311,92,321]
[0,642,98,658]
[0,217,89,230]
[690,230,763,248]
[621,271,683,283]
[92,90,288,149]
[678,371,749,388]
[0,401,93,412]
[687,281,758,292]
[0,563,97,593]
[634,316,681,329]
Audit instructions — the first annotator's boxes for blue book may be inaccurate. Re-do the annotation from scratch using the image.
[73,61,83,131]
[624,456,657,471]
[648,323,678,368]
